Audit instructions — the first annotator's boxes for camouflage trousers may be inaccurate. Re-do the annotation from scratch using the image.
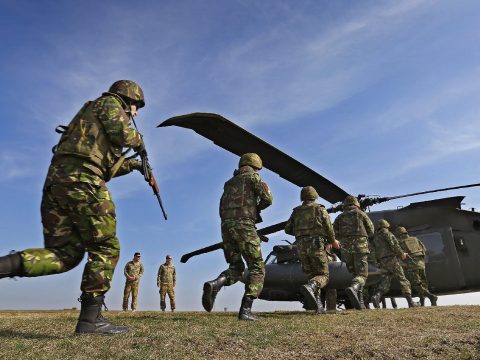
[297,236,329,291]
[220,220,265,298]
[160,283,175,310]
[20,181,119,297]
[123,280,140,310]
[377,256,412,296]
[405,258,429,296]
[341,247,368,287]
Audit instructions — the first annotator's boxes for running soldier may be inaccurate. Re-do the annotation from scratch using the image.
[333,195,374,310]
[371,219,418,308]
[0,80,146,334]
[395,226,437,306]
[202,153,272,321]
[285,186,340,314]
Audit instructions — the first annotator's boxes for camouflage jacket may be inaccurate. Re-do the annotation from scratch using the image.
[373,228,404,260]
[219,165,273,222]
[124,260,144,282]
[49,93,143,184]
[333,205,374,252]
[398,234,426,257]
[157,263,176,286]
[284,201,336,243]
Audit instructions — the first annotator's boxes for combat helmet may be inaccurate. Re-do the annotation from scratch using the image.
[239,153,262,170]
[301,186,319,201]
[343,195,360,208]
[376,219,390,229]
[395,226,408,236]
[108,80,145,108]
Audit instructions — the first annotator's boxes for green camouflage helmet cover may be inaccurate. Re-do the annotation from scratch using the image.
[239,153,262,170]
[344,195,360,208]
[376,219,390,229]
[395,226,408,236]
[300,186,319,201]
[109,80,145,108]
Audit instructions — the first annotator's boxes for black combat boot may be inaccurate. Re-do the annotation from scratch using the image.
[315,289,326,314]
[300,281,319,312]
[427,292,438,306]
[345,283,362,310]
[0,252,24,279]
[371,291,382,309]
[419,296,425,307]
[202,275,227,312]
[75,294,128,335]
[238,295,260,321]
[405,294,419,308]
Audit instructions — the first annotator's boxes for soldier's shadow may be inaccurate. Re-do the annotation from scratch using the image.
[0,329,59,339]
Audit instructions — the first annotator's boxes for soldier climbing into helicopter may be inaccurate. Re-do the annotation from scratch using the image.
[284,186,340,314]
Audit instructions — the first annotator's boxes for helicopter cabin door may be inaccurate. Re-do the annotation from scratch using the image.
[416,227,466,293]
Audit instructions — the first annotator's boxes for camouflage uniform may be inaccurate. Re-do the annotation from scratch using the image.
[19,91,143,296]
[373,228,412,297]
[219,165,273,298]
[396,228,437,305]
[0,80,146,334]
[123,260,144,311]
[158,262,176,311]
[285,187,336,315]
[333,204,374,287]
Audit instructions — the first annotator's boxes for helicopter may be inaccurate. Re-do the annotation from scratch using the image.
[159,112,480,309]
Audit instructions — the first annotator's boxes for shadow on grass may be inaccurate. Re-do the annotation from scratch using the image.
[0,329,60,339]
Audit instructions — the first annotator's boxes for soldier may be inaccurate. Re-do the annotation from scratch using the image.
[157,254,176,312]
[284,186,340,314]
[333,195,374,310]
[395,226,438,306]
[371,219,418,308]
[202,153,272,321]
[122,252,144,312]
[0,80,146,334]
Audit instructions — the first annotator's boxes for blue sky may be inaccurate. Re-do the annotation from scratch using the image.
[1,0,480,310]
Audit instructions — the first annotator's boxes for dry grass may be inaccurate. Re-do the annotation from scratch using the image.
[0,306,479,359]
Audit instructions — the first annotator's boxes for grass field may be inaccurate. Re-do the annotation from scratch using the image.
[0,306,479,359]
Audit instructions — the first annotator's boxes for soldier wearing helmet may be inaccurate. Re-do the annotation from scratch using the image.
[157,255,177,312]
[395,226,437,306]
[372,219,418,308]
[333,195,374,310]
[202,153,272,321]
[0,80,146,334]
[285,186,340,314]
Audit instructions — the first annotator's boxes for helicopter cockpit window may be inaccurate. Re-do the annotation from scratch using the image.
[416,232,445,262]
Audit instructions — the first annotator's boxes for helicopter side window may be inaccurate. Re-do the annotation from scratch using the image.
[416,232,445,262]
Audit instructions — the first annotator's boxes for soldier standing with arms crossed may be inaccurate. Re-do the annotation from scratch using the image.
[157,254,176,312]
[0,80,146,334]
[285,186,340,314]
[371,219,418,308]
[333,195,374,310]
[202,153,272,321]
[123,252,144,312]
[395,226,437,306]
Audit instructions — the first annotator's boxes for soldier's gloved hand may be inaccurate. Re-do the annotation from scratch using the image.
[130,159,145,175]
[400,252,407,261]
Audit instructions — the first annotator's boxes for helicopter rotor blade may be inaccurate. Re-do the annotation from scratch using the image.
[159,112,349,204]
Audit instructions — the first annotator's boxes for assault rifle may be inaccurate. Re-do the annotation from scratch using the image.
[405,254,417,266]
[130,115,167,220]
